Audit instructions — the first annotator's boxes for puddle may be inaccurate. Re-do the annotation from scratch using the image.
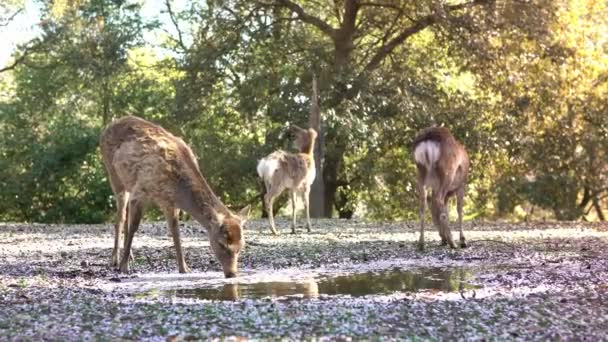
[142,267,479,301]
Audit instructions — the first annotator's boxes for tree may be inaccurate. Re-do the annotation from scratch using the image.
[0,0,161,223]
[167,0,501,217]
[455,0,608,220]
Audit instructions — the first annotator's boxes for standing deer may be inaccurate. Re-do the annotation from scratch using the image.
[100,116,250,277]
[257,126,317,235]
[413,126,469,251]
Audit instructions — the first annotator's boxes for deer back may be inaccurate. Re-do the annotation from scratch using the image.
[100,116,229,214]
[413,126,469,190]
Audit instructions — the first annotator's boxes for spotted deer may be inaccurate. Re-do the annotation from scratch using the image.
[257,126,317,235]
[100,116,250,277]
[413,126,470,251]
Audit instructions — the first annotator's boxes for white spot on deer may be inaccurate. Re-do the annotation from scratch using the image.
[414,141,440,169]
[256,158,280,181]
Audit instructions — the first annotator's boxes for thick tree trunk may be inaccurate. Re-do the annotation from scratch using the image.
[335,189,354,219]
[593,197,605,221]
[260,184,269,218]
[323,160,338,217]
[309,75,326,217]
[320,142,346,217]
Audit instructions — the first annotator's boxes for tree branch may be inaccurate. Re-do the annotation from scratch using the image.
[359,2,402,11]
[275,0,337,38]
[0,8,23,27]
[363,0,493,73]
[165,0,187,52]
[341,0,359,34]
[0,52,27,73]
[0,38,44,73]
[333,0,342,24]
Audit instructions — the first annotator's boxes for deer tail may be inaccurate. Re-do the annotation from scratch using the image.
[256,157,279,182]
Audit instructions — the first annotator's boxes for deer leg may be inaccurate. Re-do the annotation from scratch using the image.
[431,198,447,245]
[430,190,448,246]
[264,192,279,236]
[121,205,135,262]
[437,192,456,249]
[111,191,129,267]
[417,183,427,251]
[165,208,191,273]
[119,199,143,273]
[457,186,467,248]
[125,204,135,262]
[303,188,312,232]
[290,190,297,234]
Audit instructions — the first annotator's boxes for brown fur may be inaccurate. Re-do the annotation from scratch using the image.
[100,116,250,277]
[413,126,469,250]
[258,126,317,234]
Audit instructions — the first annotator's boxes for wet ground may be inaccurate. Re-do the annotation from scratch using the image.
[1,219,607,340]
[138,266,479,301]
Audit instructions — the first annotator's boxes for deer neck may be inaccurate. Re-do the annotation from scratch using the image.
[300,131,316,156]
[176,175,230,229]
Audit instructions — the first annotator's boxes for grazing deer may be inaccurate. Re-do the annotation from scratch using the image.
[413,126,469,251]
[100,116,250,277]
[257,126,317,235]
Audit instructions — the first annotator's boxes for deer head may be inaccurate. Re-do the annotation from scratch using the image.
[206,205,251,278]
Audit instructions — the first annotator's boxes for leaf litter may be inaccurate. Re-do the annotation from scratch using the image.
[0,219,607,340]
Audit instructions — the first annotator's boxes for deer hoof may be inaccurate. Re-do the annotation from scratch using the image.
[290,230,296,235]
[417,242,425,252]
[460,240,468,248]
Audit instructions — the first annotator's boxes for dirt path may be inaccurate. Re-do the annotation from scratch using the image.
[1,220,607,340]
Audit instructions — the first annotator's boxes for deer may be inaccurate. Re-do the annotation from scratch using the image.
[257,125,317,235]
[100,116,251,277]
[413,126,470,251]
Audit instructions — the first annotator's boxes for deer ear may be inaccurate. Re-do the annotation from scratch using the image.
[238,205,251,223]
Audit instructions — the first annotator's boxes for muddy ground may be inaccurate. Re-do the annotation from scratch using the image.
[1,219,607,340]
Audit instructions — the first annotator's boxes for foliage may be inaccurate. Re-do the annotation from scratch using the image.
[0,0,607,223]
[0,109,109,222]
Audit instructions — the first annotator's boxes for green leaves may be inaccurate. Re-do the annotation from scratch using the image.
[1,0,607,222]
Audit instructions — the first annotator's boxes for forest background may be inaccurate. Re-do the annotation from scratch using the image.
[0,0,607,224]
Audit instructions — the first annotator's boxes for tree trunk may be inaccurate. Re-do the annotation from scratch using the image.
[309,74,326,217]
[260,184,269,218]
[593,197,605,221]
[335,189,354,219]
[321,143,346,217]
[102,79,110,125]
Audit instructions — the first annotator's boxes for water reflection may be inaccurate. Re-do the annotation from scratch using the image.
[318,267,474,296]
[149,267,478,301]
[168,279,319,301]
